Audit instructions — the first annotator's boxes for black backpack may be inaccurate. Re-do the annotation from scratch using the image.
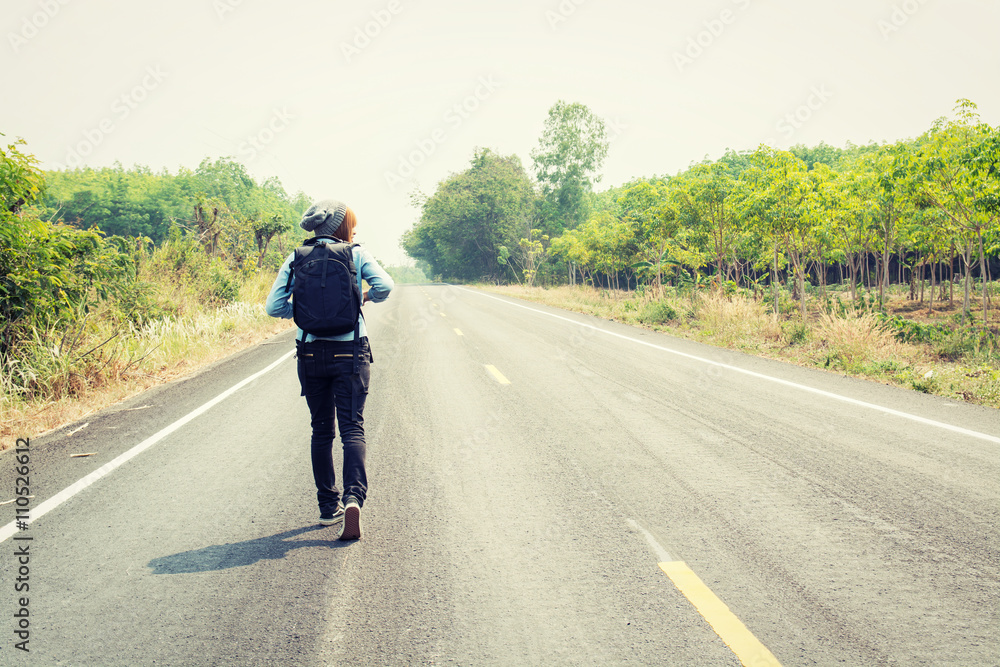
[286,237,362,338]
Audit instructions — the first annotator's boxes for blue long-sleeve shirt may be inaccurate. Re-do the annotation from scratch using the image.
[265,241,394,342]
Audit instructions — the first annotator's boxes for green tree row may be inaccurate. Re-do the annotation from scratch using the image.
[37,158,311,269]
[2,138,138,374]
[2,136,318,401]
[402,100,1000,325]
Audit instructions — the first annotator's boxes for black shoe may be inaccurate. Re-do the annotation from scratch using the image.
[319,502,344,526]
[338,497,361,540]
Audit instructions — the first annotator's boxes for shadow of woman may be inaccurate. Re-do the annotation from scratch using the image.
[148,524,350,575]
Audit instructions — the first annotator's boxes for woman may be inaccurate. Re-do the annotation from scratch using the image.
[265,199,394,540]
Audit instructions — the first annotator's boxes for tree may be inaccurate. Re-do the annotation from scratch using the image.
[1,138,135,361]
[800,164,838,299]
[915,100,999,325]
[37,158,304,271]
[530,101,609,236]
[402,149,535,281]
[549,227,593,285]
[858,143,916,308]
[965,123,1000,296]
[504,216,550,288]
[616,179,677,296]
[0,135,45,214]
[672,163,738,285]
[737,147,812,316]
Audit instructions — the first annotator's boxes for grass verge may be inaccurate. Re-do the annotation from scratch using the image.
[1,271,294,449]
[480,284,1000,409]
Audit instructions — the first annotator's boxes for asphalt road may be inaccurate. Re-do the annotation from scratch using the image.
[1,284,997,666]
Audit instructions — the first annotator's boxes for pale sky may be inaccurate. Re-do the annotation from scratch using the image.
[3,0,998,265]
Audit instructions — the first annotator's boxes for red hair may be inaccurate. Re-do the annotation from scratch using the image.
[332,207,356,243]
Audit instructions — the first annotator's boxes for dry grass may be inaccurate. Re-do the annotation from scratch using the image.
[496,284,636,318]
[812,311,909,369]
[479,283,1000,408]
[690,291,782,346]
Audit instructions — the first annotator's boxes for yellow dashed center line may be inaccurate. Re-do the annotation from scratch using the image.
[659,562,782,666]
[454,329,464,336]
[484,365,511,385]
[440,312,447,317]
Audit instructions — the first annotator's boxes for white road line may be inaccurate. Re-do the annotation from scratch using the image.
[627,519,673,562]
[0,349,296,543]
[458,287,1000,445]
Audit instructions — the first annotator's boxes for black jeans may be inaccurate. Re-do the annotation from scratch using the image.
[296,337,372,512]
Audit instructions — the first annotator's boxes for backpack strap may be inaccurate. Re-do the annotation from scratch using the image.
[286,247,304,341]
[350,242,363,417]
[350,320,368,419]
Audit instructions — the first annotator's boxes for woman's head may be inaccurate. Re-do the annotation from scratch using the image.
[299,199,356,242]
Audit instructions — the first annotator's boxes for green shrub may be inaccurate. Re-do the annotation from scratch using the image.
[878,313,998,363]
[856,358,907,376]
[909,370,939,394]
[209,259,240,303]
[933,328,997,362]
[638,300,678,324]
[782,321,808,345]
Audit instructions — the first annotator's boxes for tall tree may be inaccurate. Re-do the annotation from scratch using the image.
[915,100,999,324]
[737,147,813,316]
[530,101,609,236]
[402,149,535,281]
[863,143,916,308]
[672,162,738,285]
[617,179,677,296]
